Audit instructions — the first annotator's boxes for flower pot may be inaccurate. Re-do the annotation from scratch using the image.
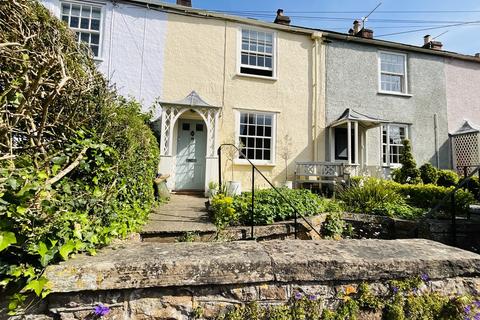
[283,181,293,189]
[226,181,241,196]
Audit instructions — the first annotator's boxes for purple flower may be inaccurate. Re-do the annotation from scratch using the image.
[421,273,430,282]
[474,301,480,308]
[94,304,110,317]
[474,313,480,320]
[465,305,472,314]
[294,292,303,300]
[392,287,399,294]
[308,294,317,301]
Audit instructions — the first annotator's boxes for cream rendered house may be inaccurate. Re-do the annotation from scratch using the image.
[156,4,327,192]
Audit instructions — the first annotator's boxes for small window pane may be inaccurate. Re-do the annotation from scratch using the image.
[91,34,99,45]
[71,4,80,16]
[247,149,255,159]
[256,149,263,160]
[80,18,89,29]
[264,149,271,160]
[241,53,248,65]
[70,16,79,28]
[265,127,272,137]
[62,3,70,14]
[80,32,89,42]
[92,8,101,19]
[61,15,69,23]
[91,45,99,57]
[240,114,248,124]
[248,126,255,136]
[91,19,100,31]
[257,126,264,136]
[248,114,255,124]
[81,6,90,17]
[265,57,272,68]
[182,123,190,131]
[242,40,249,51]
[249,55,257,66]
[258,56,264,67]
[264,139,271,149]
[196,124,203,131]
[264,116,272,126]
[240,124,247,135]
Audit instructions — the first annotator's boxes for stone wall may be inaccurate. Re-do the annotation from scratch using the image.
[20,239,480,319]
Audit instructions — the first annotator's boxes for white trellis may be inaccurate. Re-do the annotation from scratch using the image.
[451,121,480,174]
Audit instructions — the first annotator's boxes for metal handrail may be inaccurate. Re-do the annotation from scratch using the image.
[425,164,480,245]
[217,143,322,239]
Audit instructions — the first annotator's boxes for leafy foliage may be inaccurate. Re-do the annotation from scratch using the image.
[209,188,343,228]
[436,170,460,188]
[419,163,439,185]
[392,139,422,184]
[0,0,159,313]
[340,178,475,219]
[321,212,346,239]
[213,278,475,320]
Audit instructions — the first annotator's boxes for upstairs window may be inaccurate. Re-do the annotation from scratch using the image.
[379,52,407,93]
[382,124,408,166]
[237,111,275,163]
[61,2,102,57]
[240,28,275,78]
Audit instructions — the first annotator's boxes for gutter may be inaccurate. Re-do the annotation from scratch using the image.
[321,32,480,64]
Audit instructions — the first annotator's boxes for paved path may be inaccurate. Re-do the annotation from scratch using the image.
[141,194,217,234]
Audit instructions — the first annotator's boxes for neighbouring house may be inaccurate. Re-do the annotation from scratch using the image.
[40,0,480,193]
[445,56,480,174]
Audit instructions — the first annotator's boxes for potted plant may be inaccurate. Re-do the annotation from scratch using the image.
[280,133,293,188]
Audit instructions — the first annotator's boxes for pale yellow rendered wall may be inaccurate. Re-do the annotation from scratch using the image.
[162,14,320,190]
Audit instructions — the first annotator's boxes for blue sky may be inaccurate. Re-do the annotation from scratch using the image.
[164,0,480,55]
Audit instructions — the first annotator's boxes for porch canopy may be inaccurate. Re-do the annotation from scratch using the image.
[159,91,220,158]
[328,108,390,165]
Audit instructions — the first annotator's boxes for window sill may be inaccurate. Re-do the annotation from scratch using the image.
[235,72,278,81]
[93,57,105,62]
[233,159,276,167]
[377,91,412,98]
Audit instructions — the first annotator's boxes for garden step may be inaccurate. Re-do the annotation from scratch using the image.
[140,194,217,242]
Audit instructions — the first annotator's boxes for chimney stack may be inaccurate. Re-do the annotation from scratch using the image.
[274,9,291,25]
[350,20,374,39]
[422,34,443,50]
[176,0,191,7]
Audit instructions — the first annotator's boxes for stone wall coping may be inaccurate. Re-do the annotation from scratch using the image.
[45,239,480,293]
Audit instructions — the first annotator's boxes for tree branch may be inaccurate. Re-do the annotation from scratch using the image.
[45,146,88,185]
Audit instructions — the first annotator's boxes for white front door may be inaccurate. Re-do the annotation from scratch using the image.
[175,120,206,190]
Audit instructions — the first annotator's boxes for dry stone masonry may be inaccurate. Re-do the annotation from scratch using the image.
[25,239,480,319]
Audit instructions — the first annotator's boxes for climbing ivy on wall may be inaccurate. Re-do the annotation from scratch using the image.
[0,0,159,313]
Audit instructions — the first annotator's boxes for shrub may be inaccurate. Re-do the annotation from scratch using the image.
[1,0,159,312]
[393,139,422,184]
[436,170,459,188]
[388,180,474,215]
[210,194,238,229]
[338,178,406,214]
[463,176,480,201]
[419,163,439,184]
[322,212,346,239]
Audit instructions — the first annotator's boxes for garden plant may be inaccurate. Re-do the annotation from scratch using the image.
[1,0,159,313]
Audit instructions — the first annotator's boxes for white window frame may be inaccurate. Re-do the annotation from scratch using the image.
[60,0,105,59]
[378,51,408,95]
[236,26,277,80]
[381,123,409,167]
[234,110,277,165]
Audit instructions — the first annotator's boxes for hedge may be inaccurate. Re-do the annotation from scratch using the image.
[1,0,159,313]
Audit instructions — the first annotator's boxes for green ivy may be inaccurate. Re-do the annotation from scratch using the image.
[213,278,477,320]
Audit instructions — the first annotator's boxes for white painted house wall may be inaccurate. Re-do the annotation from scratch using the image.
[41,0,167,119]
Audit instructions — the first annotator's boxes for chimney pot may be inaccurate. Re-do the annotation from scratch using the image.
[353,20,361,34]
[176,0,191,7]
[274,8,291,25]
[424,34,432,45]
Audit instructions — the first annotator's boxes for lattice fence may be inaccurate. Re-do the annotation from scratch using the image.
[452,132,480,174]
